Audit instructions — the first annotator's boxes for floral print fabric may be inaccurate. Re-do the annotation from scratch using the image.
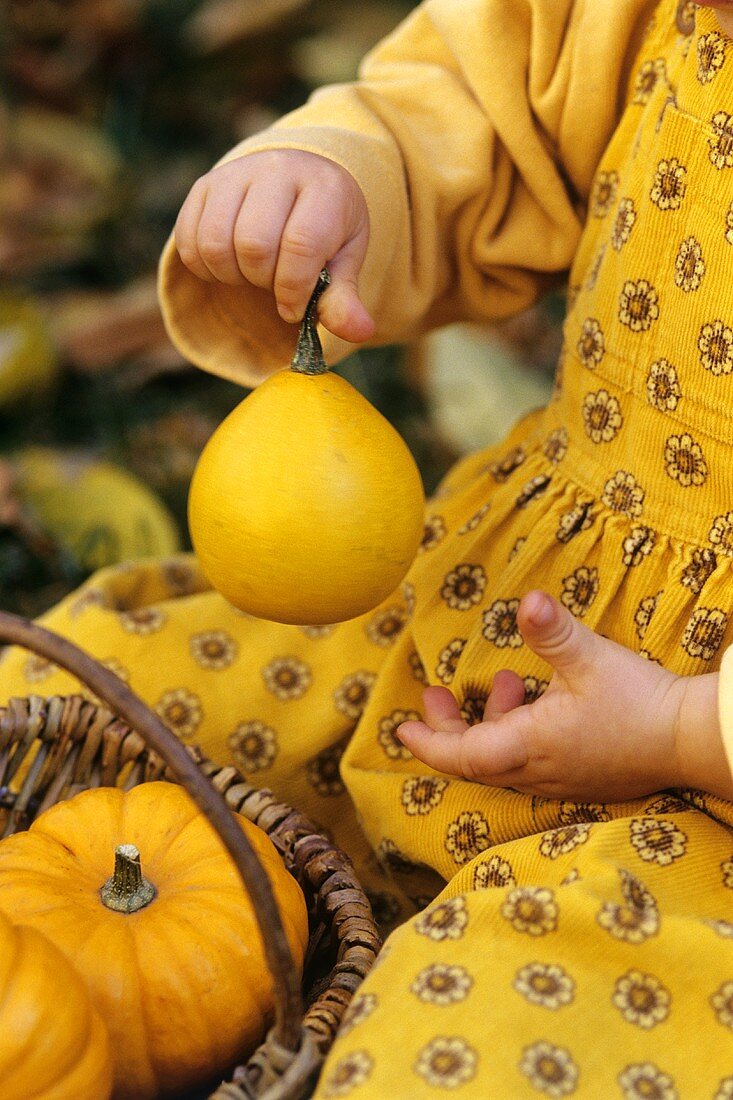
[2,0,733,1093]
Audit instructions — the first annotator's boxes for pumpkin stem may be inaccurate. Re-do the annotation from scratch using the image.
[290,268,330,375]
[101,844,157,913]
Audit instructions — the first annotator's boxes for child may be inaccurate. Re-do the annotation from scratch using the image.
[5,0,733,1093]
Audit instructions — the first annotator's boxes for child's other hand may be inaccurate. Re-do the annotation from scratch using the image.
[174,149,374,344]
[397,590,689,802]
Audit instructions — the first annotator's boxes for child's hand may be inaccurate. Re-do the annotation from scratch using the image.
[397,590,709,803]
[174,149,374,344]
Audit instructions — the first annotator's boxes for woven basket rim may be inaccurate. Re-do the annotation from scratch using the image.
[0,602,380,1100]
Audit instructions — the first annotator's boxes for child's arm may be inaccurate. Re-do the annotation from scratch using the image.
[397,590,733,803]
[160,0,655,384]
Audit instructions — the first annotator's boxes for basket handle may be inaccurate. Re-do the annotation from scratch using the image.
[0,609,304,1055]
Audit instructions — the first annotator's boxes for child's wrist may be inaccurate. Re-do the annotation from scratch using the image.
[672,672,733,800]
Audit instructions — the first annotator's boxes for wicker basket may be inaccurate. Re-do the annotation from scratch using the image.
[0,609,380,1100]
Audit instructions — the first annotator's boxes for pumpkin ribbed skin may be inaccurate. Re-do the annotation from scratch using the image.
[0,783,309,1100]
[188,369,425,624]
[0,910,113,1100]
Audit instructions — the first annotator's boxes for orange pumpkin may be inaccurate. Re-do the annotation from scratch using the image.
[0,782,309,1099]
[0,909,113,1099]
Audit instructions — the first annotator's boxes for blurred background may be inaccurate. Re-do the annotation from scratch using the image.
[0,0,562,618]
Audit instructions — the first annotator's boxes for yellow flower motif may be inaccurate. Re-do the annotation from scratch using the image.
[155,688,202,741]
[561,566,599,618]
[709,512,733,555]
[591,169,619,216]
[411,964,473,1005]
[262,655,312,700]
[543,426,569,465]
[699,319,733,375]
[674,235,705,291]
[377,709,419,760]
[519,1041,579,1097]
[514,963,575,1010]
[419,514,447,553]
[680,548,717,593]
[414,1037,478,1089]
[306,737,348,796]
[681,606,728,660]
[633,58,667,104]
[650,157,687,210]
[440,563,487,611]
[473,854,515,889]
[401,775,449,816]
[190,629,237,670]
[629,817,688,865]
[709,111,733,169]
[489,445,526,481]
[611,197,637,251]
[299,623,337,638]
[482,598,523,647]
[68,586,108,617]
[502,886,558,936]
[322,1051,374,1097]
[612,970,671,1029]
[634,593,661,640]
[597,869,659,944]
[618,1063,678,1100]
[515,474,551,509]
[602,470,645,518]
[556,498,595,544]
[576,318,605,368]
[228,719,278,773]
[539,824,592,860]
[664,433,707,487]
[524,675,549,702]
[339,993,378,1035]
[712,982,733,1030]
[582,388,623,443]
[436,638,467,684]
[457,500,490,534]
[333,670,376,720]
[408,650,428,684]
[622,525,656,567]
[698,30,726,82]
[559,801,611,824]
[415,896,469,941]
[618,278,660,332]
[726,202,733,245]
[646,358,682,411]
[119,607,166,635]
[721,854,733,888]
[445,810,491,865]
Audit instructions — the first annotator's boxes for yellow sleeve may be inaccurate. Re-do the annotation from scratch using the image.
[719,647,733,780]
[158,0,656,385]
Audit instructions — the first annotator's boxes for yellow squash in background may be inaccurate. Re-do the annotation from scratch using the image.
[188,270,425,624]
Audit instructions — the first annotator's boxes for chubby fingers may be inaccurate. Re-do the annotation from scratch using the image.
[397,713,530,782]
[516,590,606,680]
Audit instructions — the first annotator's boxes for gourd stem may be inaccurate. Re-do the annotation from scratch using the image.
[290,268,330,375]
[0,610,304,1054]
[101,844,157,913]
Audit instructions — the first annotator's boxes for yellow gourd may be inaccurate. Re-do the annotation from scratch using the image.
[188,270,425,624]
[0,909,113,1099]
[0,782,309,1100]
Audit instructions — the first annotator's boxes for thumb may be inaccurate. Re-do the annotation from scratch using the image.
[318,232,374,344]
[517,590,601,679]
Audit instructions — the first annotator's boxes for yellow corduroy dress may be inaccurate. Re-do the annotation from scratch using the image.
[3,0,733,1094]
